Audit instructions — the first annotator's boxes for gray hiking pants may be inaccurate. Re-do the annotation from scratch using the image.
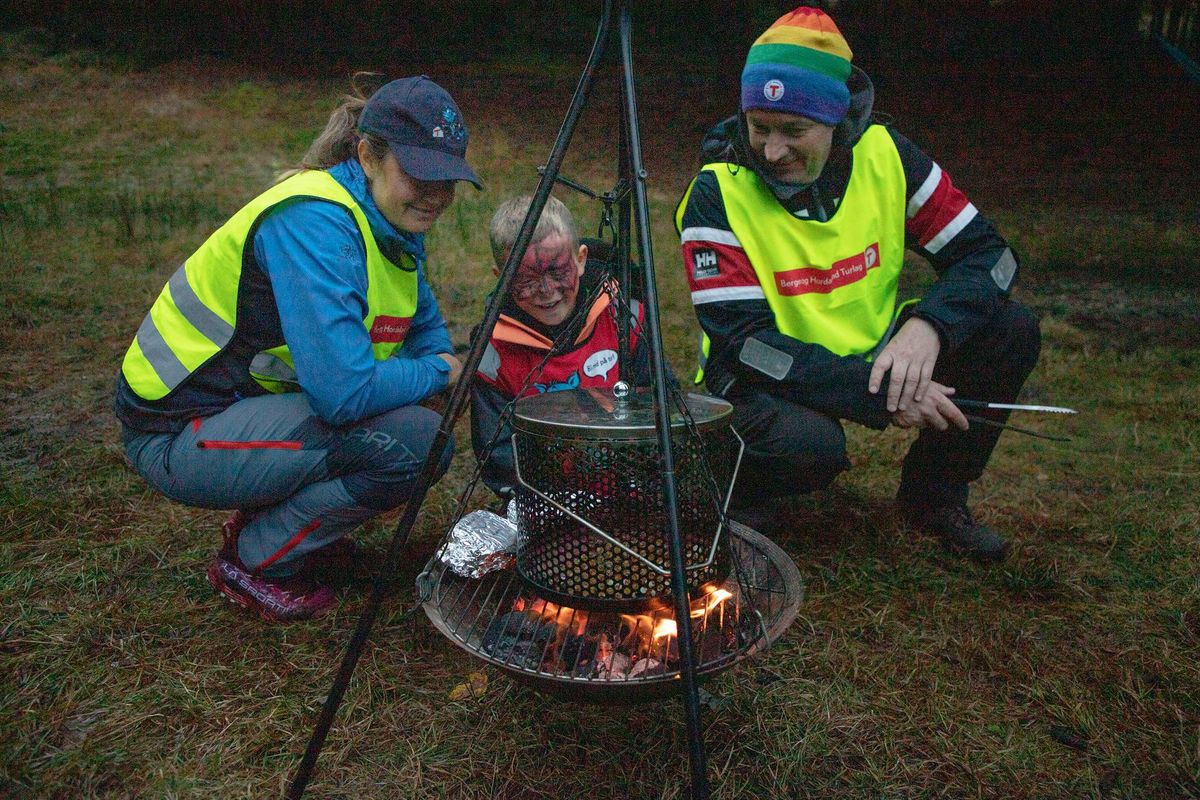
[122,393,452,576]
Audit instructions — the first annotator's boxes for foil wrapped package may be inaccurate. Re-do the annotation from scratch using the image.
[442,509,518,579]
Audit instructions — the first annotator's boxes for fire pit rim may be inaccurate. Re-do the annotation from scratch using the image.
[421,521,803,703]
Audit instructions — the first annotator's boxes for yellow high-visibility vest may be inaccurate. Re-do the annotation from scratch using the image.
[121,170,418,399]
[677,124,907,382]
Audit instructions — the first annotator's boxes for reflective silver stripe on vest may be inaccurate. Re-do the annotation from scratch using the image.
[478,343,500,382]
[990,248,1017,292]
[250,352,298,385]
[169,266,234,347]
[135,312,190,391]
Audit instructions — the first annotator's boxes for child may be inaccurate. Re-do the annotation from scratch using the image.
[470,195,651,497]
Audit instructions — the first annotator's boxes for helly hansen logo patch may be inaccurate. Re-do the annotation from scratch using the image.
[692,248,720,279]
[369,315,413,343]
[775,243,881,296]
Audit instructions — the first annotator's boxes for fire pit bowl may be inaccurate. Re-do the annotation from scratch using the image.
[421,521,803,702]
[511,387,741,613]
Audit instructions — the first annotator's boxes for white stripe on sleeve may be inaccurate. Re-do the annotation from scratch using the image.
[924,203,978,255]
[906,163,942,219]
[691,286,766,305]
[681,226,743,248]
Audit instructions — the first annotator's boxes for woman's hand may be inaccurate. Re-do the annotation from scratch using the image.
[890,380,969,431]
[437,352,464,386]
[869,317,942,413]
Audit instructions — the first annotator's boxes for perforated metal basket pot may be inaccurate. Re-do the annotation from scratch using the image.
[511,387,742,612]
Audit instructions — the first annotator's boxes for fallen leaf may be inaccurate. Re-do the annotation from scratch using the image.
[449,671,488,701]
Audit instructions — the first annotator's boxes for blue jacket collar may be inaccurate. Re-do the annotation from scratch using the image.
[328,158,427,269]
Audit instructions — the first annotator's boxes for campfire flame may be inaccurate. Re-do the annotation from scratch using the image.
[494,585,738,680]
[512,595,589,636]
[693,588,733,617]
[652,618,677,639]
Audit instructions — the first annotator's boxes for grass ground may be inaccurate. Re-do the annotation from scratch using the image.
[2,31,1199,799]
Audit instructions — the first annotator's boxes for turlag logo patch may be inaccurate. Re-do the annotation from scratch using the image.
[369,315,413,343]
[775,244,881,296]
[764,79,785,101]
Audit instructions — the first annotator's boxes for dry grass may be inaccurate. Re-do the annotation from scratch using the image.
[2,33,1199,799]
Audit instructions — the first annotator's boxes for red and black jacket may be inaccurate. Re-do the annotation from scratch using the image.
[681,67,1020,428]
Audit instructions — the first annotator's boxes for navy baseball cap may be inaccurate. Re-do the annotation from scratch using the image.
[359,76,482,189]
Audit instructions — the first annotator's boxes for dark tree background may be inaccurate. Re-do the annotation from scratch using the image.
[0,1,1170,77]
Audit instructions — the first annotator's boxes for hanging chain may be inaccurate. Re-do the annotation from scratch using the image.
[410,170,633,614]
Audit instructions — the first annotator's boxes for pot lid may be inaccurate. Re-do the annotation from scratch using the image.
[512,385,732,439]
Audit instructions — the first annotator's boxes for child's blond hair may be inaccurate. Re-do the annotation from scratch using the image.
[488,195,579,268]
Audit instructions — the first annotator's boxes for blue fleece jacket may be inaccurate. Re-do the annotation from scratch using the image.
[253,159,451,425]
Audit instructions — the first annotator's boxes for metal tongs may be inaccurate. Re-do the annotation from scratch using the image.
[952,399,1077,442]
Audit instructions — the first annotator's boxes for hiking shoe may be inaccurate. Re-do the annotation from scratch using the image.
[902,503,1007,563]
[208,518,335,622]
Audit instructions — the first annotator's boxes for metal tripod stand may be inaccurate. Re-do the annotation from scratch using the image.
[288,1,712,796]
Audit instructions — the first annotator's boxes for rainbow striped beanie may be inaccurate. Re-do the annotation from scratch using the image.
[741,6,853,126]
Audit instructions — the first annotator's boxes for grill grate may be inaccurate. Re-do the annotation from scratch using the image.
[422,521,802,701]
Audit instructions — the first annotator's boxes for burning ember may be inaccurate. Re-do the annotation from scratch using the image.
[482,586,742,681]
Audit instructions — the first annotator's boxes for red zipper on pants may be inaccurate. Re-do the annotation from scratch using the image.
[197,440,303,450]
[192,417,303,450]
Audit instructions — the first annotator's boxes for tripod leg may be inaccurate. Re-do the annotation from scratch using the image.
[617,2,711,798]
[615,97,634,382]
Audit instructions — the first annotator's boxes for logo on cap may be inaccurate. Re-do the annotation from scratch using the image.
[764,79,785,102]
[440,107,466,142]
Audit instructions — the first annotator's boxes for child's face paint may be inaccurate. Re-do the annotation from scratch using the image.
[508,235,587,327]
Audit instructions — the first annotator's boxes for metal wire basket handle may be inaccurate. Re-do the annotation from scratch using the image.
[511,428,745,576]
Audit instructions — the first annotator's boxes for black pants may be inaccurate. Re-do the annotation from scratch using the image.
[727,299,1042,509]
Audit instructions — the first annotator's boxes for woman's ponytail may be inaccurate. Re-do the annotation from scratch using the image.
[277,72,389,181]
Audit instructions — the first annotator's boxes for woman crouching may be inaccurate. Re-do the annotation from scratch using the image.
[115,75,478,622]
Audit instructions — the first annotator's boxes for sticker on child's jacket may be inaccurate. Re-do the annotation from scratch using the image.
[584,350,618,381]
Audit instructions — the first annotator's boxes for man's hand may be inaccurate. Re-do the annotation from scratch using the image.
[869,317,942,413]
[890,380,969,431]
[437,352,464,386]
